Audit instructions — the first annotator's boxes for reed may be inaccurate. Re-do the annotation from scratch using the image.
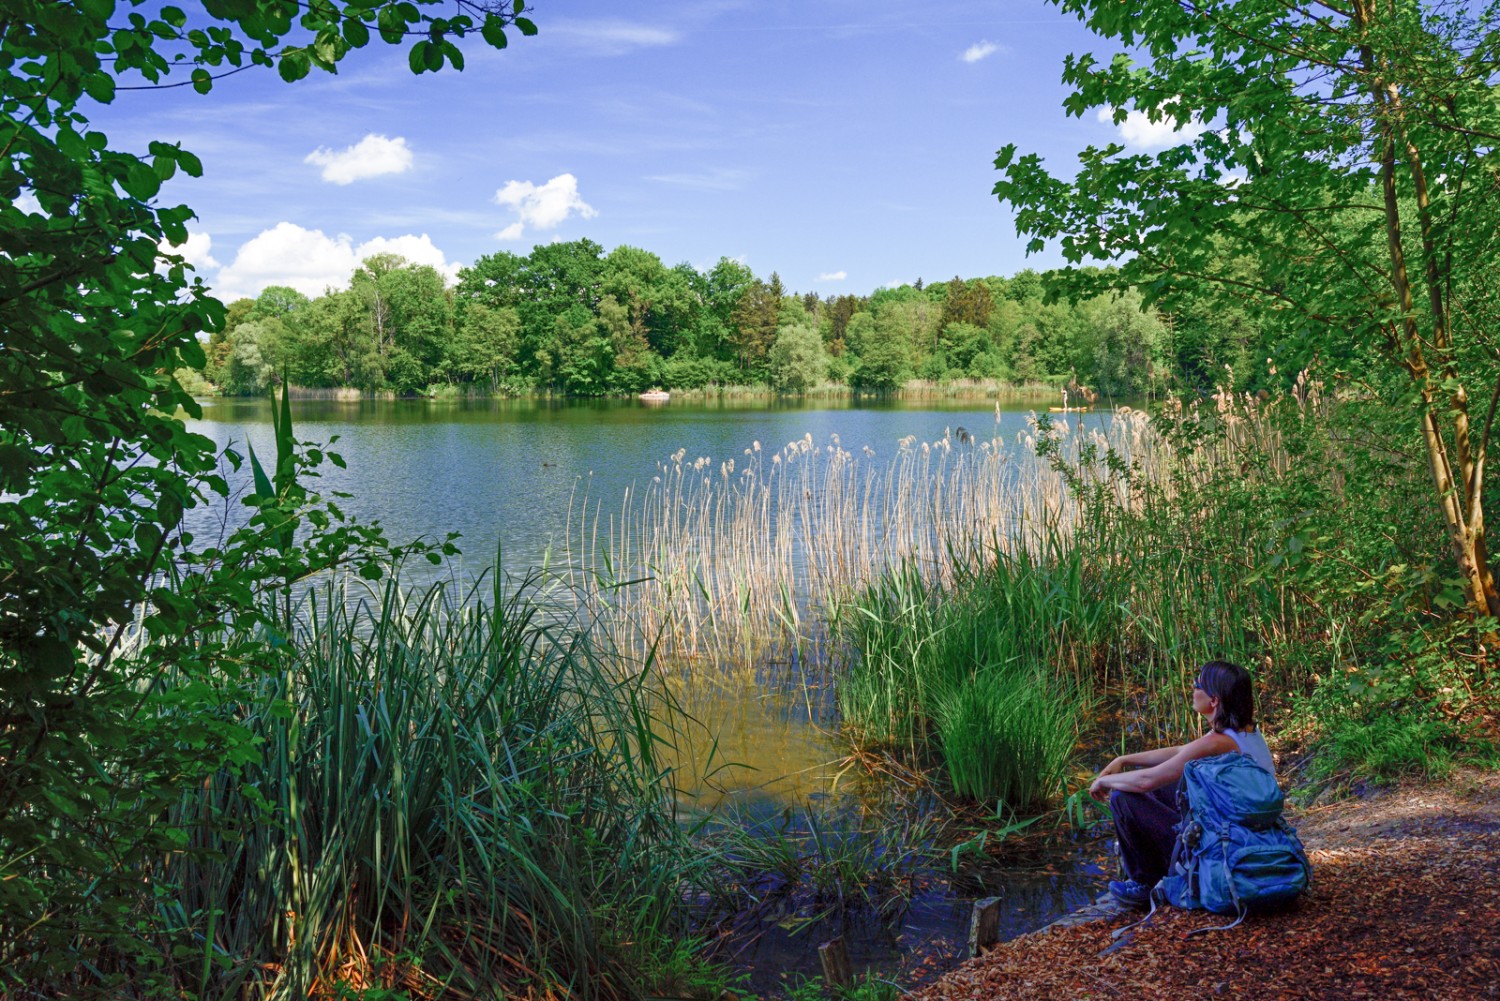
[568,375,1377,781]
[154,571,702,1000]
[564,424,1089,677]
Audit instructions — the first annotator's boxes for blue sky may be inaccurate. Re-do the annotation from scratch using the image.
[89,1,1186,303]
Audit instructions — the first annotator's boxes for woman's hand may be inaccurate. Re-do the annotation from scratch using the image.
[1089,757,1126,803]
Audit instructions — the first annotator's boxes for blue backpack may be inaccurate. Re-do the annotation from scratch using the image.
[1151,752,1312,932]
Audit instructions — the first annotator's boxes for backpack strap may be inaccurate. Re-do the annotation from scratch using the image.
[1108,886,1162,943]
[1183,826,1248,937]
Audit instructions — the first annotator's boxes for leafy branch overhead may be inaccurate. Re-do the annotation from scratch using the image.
[0,0,531,985]
[993,0,1500,624]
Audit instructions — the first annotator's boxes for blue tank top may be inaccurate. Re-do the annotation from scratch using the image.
[1225,727,1276,775]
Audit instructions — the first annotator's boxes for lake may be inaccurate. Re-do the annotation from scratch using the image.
[185,395,1111,580]
[185,393,1115,987]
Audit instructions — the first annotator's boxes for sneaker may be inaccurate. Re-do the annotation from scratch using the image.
[1108,879,1152,909]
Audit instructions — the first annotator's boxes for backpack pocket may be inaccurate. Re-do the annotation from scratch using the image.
[1199,833,1311,915]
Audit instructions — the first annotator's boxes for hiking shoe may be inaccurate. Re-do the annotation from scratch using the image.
[1108,879,1152,909]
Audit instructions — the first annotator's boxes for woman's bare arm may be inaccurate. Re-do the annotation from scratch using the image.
[1089,731,1237,801]
[1093,743,1186,781]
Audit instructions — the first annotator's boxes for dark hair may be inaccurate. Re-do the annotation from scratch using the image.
[1196,660,1256,732]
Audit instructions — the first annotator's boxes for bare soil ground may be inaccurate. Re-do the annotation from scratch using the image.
[910,770,1500,1000]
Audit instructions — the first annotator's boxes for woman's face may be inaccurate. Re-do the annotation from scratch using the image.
[1192,679,1217,718]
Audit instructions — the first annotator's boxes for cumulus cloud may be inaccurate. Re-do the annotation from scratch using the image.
[818,270,848,282]
[305,134,414,184]
[1097,106,1206,150]
[962,41,1000,63]
[160,231,221,271]
[493,173,597,240]
[213,222,460,301]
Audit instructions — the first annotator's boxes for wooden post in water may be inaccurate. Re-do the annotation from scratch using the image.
[818,936,853,988]
[968,895,1003,958]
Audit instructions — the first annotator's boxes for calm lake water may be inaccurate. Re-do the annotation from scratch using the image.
[185,394,1114,988]
[186,395,1113,580]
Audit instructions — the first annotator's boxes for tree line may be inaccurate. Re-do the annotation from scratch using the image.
[199,238,1279,399]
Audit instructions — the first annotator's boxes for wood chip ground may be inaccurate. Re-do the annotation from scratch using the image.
[910,772,1500,1001]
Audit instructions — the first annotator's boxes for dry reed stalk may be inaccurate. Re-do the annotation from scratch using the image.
[562,386,1325,677]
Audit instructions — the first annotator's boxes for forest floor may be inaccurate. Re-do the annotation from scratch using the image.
[909,768,1500,1000]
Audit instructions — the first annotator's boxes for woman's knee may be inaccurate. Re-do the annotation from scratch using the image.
[1109,788,1136,815]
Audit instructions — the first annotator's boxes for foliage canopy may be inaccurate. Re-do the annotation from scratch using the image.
[994,0,1500,621]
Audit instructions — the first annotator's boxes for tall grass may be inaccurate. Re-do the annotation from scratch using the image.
[837,547,1094,810]
[565,425,1090,674]
[154,572,700,1000]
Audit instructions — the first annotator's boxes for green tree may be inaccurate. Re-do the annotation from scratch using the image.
[253,284,311,319]
[0,0,536,981]
[1074,291,1165,397]
[219,317,286,395]
[848,311,911,391]
[994,0,1500,619]
[516,238,606,372]
[730,272,783,378]
[452,301,522,390]
[768,321,828,393]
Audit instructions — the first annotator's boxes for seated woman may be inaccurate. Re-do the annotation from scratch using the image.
[1088,660,1275,908]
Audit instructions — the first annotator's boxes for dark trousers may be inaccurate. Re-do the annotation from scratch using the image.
[1110,779,1183,886]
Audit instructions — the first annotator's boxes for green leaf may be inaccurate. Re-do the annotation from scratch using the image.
[515,16,537,36]
[482,14,508,49]
[247,441,274,504]
[408,39,430,73]
[177,147,203,176]
[343,17,370,47]
[191,67,213,94]
[82,71,116,103]
[278,48,311,82]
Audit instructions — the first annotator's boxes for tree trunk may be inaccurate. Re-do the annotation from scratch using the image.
[1359,0,1500,624]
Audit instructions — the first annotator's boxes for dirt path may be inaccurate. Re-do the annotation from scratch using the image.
[910,771,1500,1000]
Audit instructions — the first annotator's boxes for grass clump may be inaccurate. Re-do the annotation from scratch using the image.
[838,548,1090,812]
[936,670,1078,807]
[148,571,712,1001]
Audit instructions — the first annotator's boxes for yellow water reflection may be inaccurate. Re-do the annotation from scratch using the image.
[658,674,848,815]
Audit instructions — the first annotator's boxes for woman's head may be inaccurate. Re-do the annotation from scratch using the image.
[1192,660,1256,732]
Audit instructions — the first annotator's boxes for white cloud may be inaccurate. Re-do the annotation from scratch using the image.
[550,20,680,54]
[15,191,42,215]
[1097,106,1206,151]
[305,134,414,184]
[962,41,1000,63]
[818,270,848,282]
[645,168,749,191]
[160,231,221,271]
[357,234,462,283]
[213,222,461,301]
[493,173,597,240]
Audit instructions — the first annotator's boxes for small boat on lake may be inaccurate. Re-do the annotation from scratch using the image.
[1048,406,1092,413]
[638,388,670,404]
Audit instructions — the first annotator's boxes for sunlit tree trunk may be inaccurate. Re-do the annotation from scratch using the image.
[1358,0,1500,621]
